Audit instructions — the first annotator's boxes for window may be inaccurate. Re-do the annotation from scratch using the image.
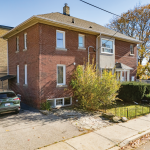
[48,97,72,108]
[24,33,27,49]
[56,98,63,106]
[56,30,65,48]
[16,36,19,51]
[57,65,66,85]
[130,44,134,54]
[64,97,71,105]
[101,38,113,54]
[17,65,19,83]
[102,68,112,73]
[78,34,85,48]
[0,92,16,99]
[24,64,27,85]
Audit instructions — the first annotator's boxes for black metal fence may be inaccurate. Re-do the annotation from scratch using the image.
[103,105,150,119]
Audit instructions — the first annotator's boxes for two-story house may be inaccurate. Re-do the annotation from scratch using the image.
[0,25,13,89]
[2,4,142,108]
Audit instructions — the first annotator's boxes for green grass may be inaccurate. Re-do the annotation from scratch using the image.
[103,102,150,119]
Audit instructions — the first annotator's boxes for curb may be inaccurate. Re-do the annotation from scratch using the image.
[119,129,150,148]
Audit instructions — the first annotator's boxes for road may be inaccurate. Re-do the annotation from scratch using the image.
[0,103,81,150]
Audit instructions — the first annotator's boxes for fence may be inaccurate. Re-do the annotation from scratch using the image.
[103,105,150,119]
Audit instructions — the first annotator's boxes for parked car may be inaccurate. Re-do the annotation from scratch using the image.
[0,90,21,114]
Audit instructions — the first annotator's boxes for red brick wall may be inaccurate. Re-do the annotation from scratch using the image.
[8,22,137,109]
[38,23,96,105]
[115,39,137,79]
[8,24,40,108]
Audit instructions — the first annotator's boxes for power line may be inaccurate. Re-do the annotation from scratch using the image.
[79,0,139,52]
[79,0,130,21]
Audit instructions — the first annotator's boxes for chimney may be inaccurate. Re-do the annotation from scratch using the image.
[63,3,70,16]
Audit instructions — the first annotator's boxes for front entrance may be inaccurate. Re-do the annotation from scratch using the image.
[116,70,130,81]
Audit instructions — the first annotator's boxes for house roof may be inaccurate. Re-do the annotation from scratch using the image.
[2,12,142,44]
[37,12,141,43]
[115,63,133,70]
[0,25,13,30]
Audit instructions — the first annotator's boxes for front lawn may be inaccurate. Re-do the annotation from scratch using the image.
[102,101,150,119]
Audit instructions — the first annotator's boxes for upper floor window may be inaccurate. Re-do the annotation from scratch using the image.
[130,44,134,55]
[57,65,66,85]
[24,33,27,50]
[56,30,65,49]
[16,36,19,51]
[101,38,113,54]
[78,34,85,48]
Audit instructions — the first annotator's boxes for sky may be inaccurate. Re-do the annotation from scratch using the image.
[0,0,149,27]
[0,0,149,65]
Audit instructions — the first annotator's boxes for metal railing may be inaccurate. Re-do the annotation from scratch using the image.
[103,105,150,119]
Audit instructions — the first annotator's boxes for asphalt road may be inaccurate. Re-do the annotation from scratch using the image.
[0,103,81,150]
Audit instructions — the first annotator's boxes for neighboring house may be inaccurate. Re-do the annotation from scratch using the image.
[0,25,13,89]
[2,4,142,109]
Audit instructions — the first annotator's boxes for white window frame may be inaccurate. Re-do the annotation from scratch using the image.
[101,38,114,54]
[17,65,19,83]
[57,64,66,85]
[130,44,134,55]
[24,33,27,50]
[47,97,72,108]
[56,30,65,49]
[24,64,27,85]
[16,36,19,51]
[78,34,85,48]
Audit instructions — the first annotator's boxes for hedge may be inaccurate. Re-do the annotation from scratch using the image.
[118,82,147,102]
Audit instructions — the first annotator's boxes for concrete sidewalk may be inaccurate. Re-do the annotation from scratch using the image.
[39,114,150,150]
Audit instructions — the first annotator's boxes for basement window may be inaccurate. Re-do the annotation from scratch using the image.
[47,97,72,108]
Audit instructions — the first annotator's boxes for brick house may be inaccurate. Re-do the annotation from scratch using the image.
[2,4,142,109]
[0,25,13,89]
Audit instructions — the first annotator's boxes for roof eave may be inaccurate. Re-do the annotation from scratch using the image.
[2,15,142,44]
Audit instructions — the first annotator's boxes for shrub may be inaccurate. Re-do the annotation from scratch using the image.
[145,84,150,94]
[40,101,51,111]
[144,94,150,100]
[70,60,121,110]
[118,82,147,102]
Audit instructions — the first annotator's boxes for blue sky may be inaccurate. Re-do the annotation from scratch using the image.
[0,0,149,27]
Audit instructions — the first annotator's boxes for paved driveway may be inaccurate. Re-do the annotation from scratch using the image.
[0,103,81,150]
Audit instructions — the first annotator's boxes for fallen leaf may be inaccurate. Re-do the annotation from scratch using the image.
[63,137,65,139]
[28,139,30,141]
[6,130,9,132]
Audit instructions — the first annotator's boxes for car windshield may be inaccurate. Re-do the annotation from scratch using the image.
[0,92,16,99]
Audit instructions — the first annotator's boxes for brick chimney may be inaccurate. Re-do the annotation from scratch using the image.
[63,3,70,16]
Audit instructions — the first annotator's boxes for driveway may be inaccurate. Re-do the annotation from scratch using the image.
[0,103,81,150]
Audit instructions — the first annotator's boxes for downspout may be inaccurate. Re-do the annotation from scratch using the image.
[96,33,101,71]
[7,40,9,75]
[7,40,9,90]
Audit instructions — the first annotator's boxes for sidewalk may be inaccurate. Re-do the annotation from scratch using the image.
[39,114,150,150]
